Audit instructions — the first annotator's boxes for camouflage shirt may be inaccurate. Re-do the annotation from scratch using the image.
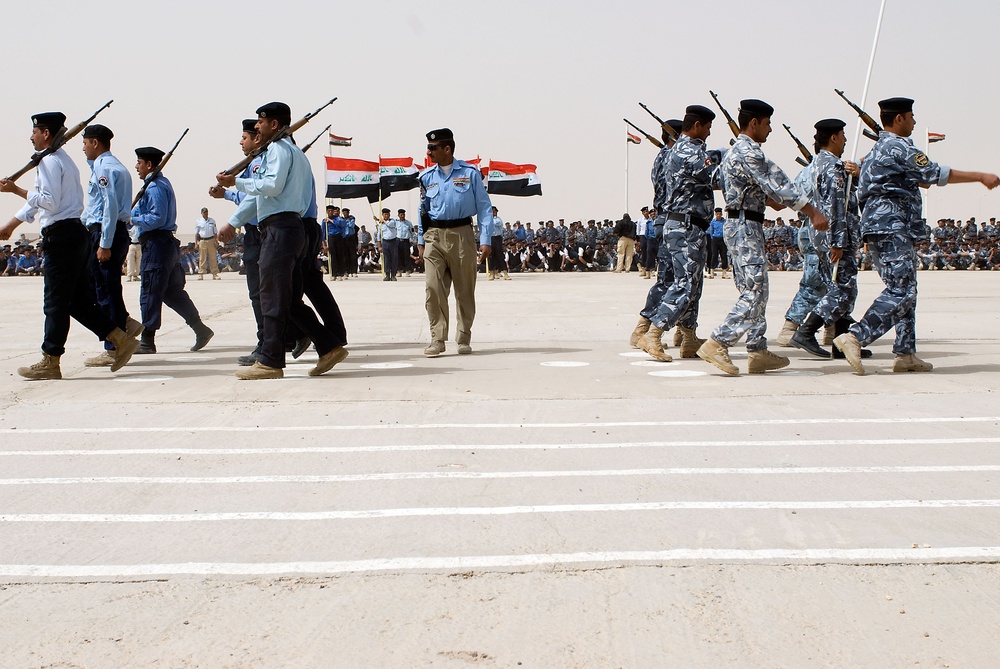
[662,135,720,221]
[858,131,950,239]
[811,150,861,250]
[651,144,673,214]
[720,134,809,214]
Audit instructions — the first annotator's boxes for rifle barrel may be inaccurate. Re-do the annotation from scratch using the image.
[6,100,114,182]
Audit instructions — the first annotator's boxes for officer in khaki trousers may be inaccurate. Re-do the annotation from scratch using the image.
[418,128,493,356]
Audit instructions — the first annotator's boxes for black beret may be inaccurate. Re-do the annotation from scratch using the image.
[256,102,291,124]
[31,112,66,131]
[242,119,258,134]
[135,146,165,164]
[83,124,114,142]
[739,99,774,117]
[666,119,683,134]
[381,208,391,213]
[814,118,846,133]
[398,209,406,213]
[426,128,454,142]
[685,105,716,122]
[325,204,336,210]
[878,97,914,115]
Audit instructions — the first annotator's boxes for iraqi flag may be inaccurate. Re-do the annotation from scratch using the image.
[379,157,420,194]
[927,131,946,144]
[627,132,642,144]
[325,156,380,202]
[329,133,352,147]
[487,161,542,197]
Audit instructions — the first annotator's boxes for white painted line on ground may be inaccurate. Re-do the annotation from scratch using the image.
[648,370,709,378]
[2,437,999,457]
[539,361,590,367]
[3,547,1000,577]
[113,375,174,383]
[1,415,995,435]
[3,465,999,486]
[3,499,999,523]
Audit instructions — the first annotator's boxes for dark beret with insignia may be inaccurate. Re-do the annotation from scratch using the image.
[381,208,391,213]
[814,118,846,133]
[685,105,716,122]
[398,209,406,214]
[739,99,774,117]
[878,97,914,115]
[83,124,114,142]
[31,112,66,132]
[666,119,683,134]
[256,102,292,126]
[426,128,454,142]
[242,119,258,134]
[135,146,165,164]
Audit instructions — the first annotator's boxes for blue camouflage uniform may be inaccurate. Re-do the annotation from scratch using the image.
[84,151,134,349]
[809,149,861,326]
[641,144,674,313]
[783,162,827,325]
[643,135,720,332]
[849,131,950,355]
[712,134,810,351]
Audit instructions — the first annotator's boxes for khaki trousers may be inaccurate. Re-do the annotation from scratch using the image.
[198,238,219,276]
[616,237,635,272]
[126,243,142,279]
[424,225,477,344]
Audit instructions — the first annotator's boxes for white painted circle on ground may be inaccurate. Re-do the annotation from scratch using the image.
[540,361,590,368]
[648,369,709,378]
[729,350,748,358]
[769,369,824,377]
[630,360,672,367]
[618,351,648,358]
[114,375,174,383]
[166,356,216,363]
[359,362,413,370]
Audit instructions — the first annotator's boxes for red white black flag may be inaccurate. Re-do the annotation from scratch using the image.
[329,133,353,147]
[486,161,542,197]
[325,156,379,202]
[379,157,420,195]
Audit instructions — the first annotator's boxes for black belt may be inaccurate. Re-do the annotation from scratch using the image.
[200,236,216,241]
[258,211,301,229]
[42,218,83,236]
[666,212,710,231]
[138,229,175,244]
[726,209,765,223]
[426,216,472,230]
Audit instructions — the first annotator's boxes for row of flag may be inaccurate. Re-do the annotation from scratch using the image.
[324,156,542,202]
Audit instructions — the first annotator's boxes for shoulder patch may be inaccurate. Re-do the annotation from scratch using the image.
[914,152,929,168]
[98,175,109,188]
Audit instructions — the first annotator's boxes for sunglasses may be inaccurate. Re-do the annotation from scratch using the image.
[427,143,446,151]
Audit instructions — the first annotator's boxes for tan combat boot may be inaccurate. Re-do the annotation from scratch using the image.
[502,270,511,281]
[17,353,62,380]
[639,326,672,362]
[821,323,836,346]
[775,319,799,346]
[125,316,145,338]
[747,349,790,374]
[697,338,738,376]
[630,317,651,348]
[105,328,140,372]
[672,328,683,347]
[235,361,284,380]
[488,270,496,281]
[892,354,933,373]
[677,326,706,358]
[833,332,866,375]
[84,351,115,367]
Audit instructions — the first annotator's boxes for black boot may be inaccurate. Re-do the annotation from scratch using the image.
[831,317,873,359]
[137,330,156,354]
[190,320,214,352]
[789,313,831,358]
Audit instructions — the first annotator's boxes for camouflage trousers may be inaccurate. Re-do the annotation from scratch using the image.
[785,228,829,324]
[813,250,859,326]
[640,217,675,318]
[850,233,917,355]
[710,217,769,352]
[645,220,707,331]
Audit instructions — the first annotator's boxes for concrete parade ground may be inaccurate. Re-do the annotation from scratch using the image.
[0,267,999,668]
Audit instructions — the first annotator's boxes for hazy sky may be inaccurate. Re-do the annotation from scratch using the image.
[4,0,998,231]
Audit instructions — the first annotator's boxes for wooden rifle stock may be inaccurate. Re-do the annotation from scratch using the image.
[6,100,114,181]
[834,89,882,141]
[132,128,189,208]
[624,119,664,149]
[709,90,740,140]
[638,102,679,141]
[223,97,338,176]
[782,124,813,167]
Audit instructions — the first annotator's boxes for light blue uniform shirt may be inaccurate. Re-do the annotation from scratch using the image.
[418,160,493,245]
[130,174,177,235]
[83,151,133,248]
[16,148,85,230]
[230,137,312,227]
[396,217,414,240]
[378,219,398,242]
[223,157,262,226]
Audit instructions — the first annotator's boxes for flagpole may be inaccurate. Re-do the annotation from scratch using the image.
[625,129,630,216]
[325,138,334,278]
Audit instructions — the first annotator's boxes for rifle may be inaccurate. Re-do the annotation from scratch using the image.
[222,97,337,176]
[834,89,881,141]
[623,119,663,149]
[7,100,114,181]
[638,102,679,142]
[782,124,813,167]
[132,128,189,208]
[709,90,740,140]
[301,123,332,154]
